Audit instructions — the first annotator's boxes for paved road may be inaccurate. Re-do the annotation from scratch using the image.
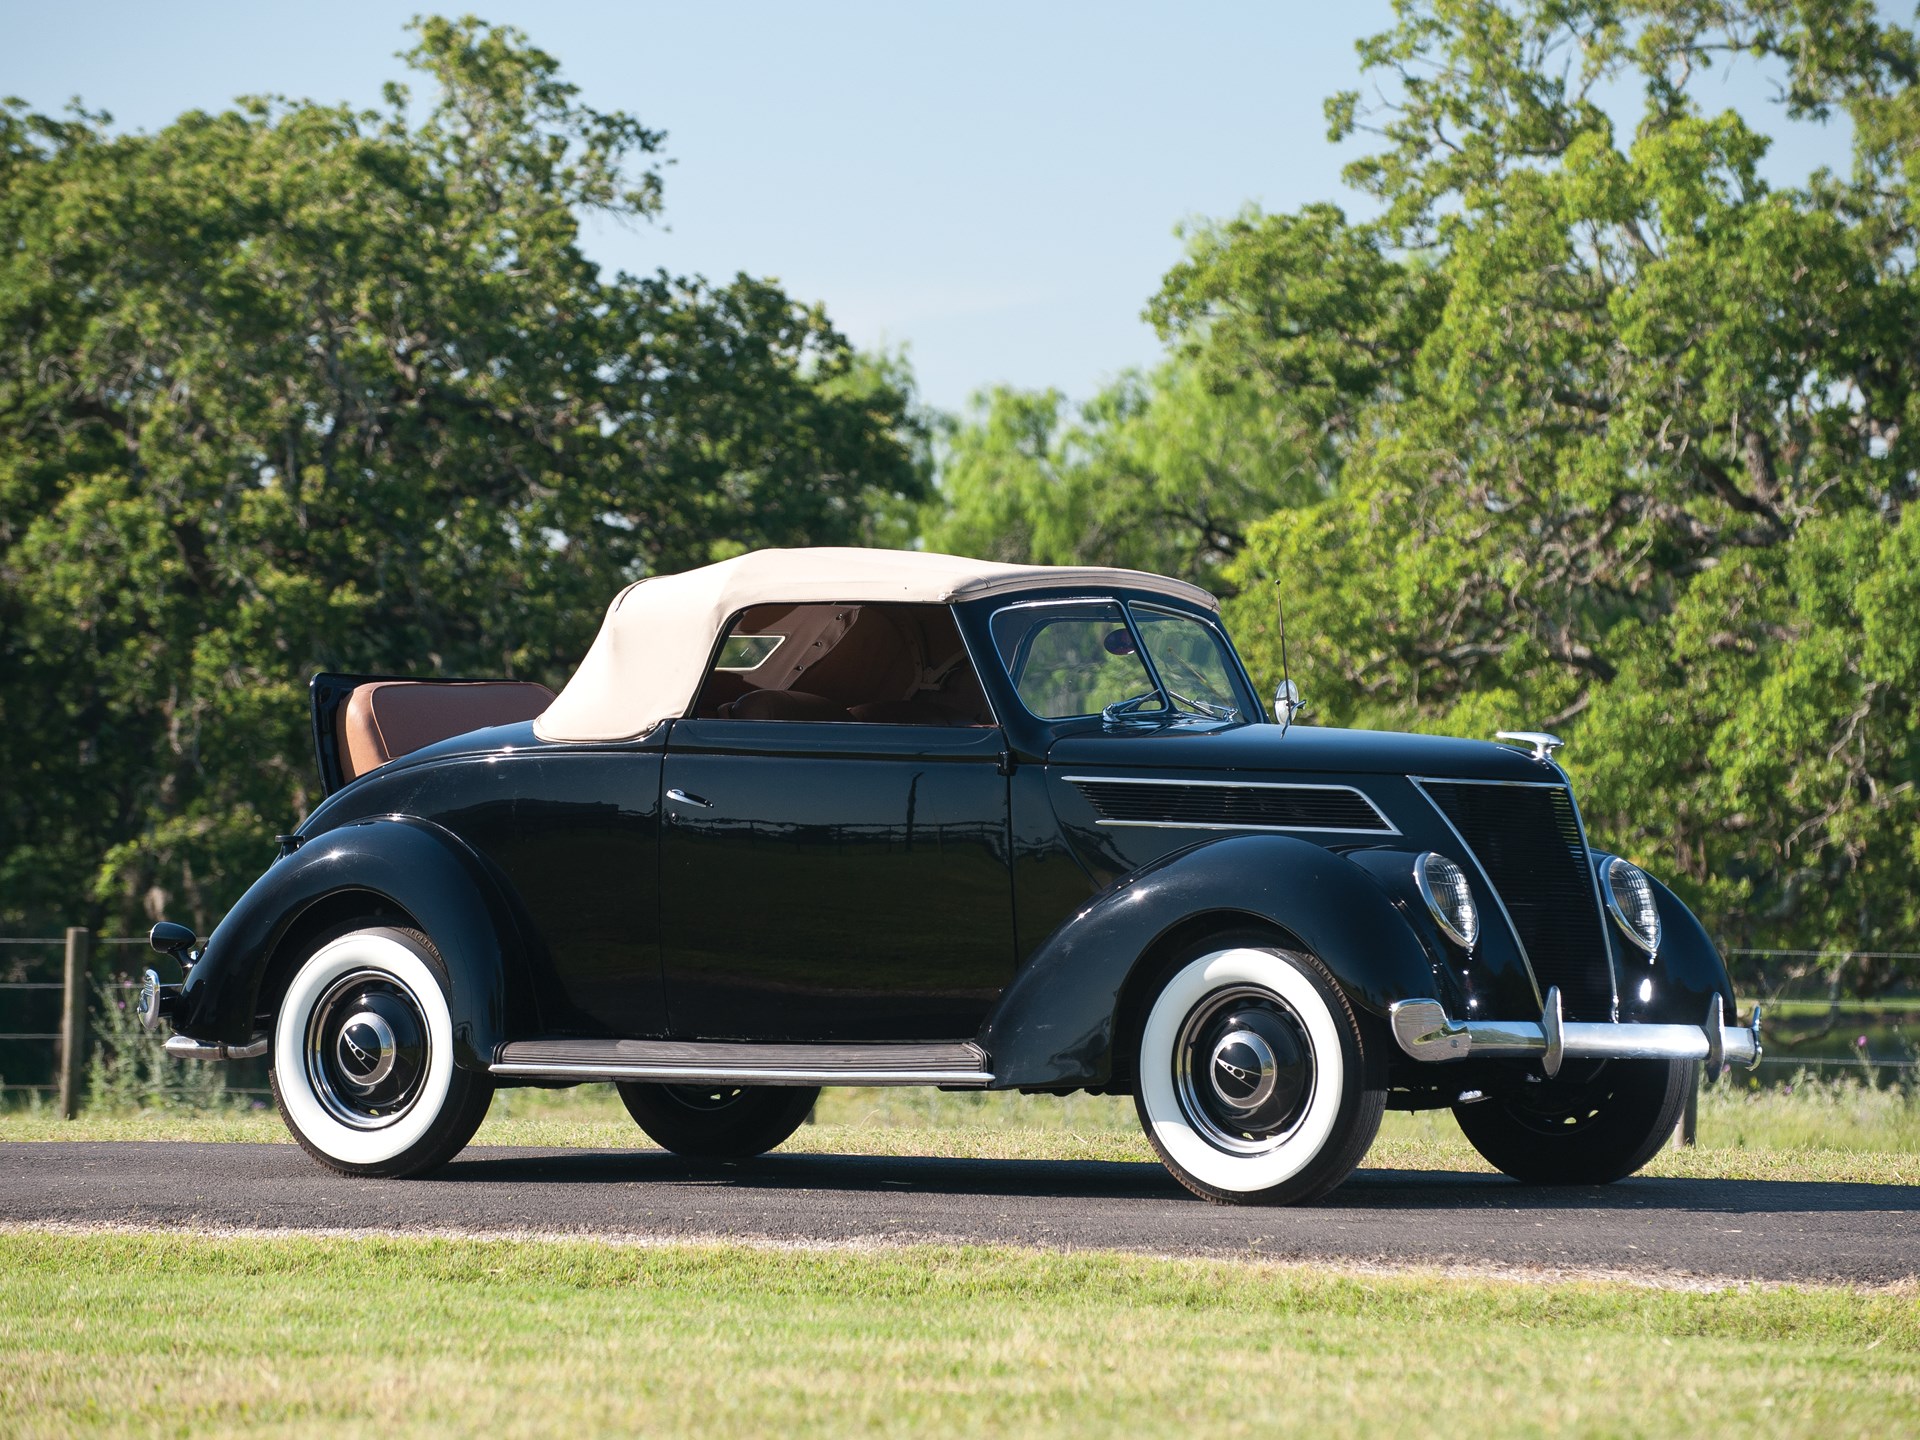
[2,1142,1913,1285]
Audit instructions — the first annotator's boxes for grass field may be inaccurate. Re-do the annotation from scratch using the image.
[6,1079,1916,1435]
[4,1075,1917,1185]
[2,1229,1915,1439]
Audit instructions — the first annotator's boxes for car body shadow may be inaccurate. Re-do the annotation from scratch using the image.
[440,1147,1919,1215]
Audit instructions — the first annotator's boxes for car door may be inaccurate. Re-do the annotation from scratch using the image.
[658,717,1015,1042]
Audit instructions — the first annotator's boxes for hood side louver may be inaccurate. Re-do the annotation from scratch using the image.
[1068,778,1392,833]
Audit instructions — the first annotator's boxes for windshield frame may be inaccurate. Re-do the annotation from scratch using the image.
[986,593,1262,727]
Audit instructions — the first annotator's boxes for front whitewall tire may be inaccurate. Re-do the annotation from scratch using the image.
[1135,943,1385,1205]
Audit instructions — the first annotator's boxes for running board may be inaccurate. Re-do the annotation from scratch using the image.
[490,1037,994,1088]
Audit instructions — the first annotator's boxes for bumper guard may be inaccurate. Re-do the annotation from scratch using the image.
[1388,987,1762,1079]
[163,1034,269,1062]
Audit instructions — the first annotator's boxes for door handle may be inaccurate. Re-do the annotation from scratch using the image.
[665,787,713,809]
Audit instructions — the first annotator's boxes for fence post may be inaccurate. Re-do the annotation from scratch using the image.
[59,927,92,1120]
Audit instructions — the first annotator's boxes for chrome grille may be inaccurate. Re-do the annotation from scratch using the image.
[1417,780,1616,1020]
[1070,779,1391,832]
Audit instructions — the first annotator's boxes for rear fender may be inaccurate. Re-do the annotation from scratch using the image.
[173,817,524,1068]
[981,834,1449,1089]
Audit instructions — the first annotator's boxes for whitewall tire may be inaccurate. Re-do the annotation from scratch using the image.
[1134,942,1385,1205]
[269,925,493,1177]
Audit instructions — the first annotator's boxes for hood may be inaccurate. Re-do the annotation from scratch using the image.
[1043,721,1558,782]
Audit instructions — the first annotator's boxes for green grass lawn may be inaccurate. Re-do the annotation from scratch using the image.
[5,1079,1915,1435]
[1,1230,1914,1439]
[5,1076,1916,1185]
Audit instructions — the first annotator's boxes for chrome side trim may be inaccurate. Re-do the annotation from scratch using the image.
[1062,776,1400,836]
[1406,775,1569,789]
[489,1061,994,1088]
[164,1034,269,1062]
[1388,994,1762,1070]
[491,1037,994,1088]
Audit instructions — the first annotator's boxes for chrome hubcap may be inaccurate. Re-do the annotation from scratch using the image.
[335,1010,398,1088]
[1208,1028,1279,1111]
[1174,986,1315,1154]
[305,969,429,1130]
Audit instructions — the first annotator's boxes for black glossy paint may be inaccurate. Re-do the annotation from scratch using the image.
[1597,857,1736,1024]
[298,729,667,1039]
[174,816,527,1067]
[1035,765,1546,1024]
[170,585,1740,1091]
[1044,721,1557,782]
[659,719,1014,1040]
[978,833,1446,1088]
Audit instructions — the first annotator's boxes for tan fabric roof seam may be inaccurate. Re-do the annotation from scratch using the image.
[534,547,1218,744]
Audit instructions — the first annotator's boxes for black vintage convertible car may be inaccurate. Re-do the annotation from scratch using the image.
[140,547,1760,1204]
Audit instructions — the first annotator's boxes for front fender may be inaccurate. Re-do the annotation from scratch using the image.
[980,834,1449,1089]
[1593,853,1737,1024]
[174,817,523,1068]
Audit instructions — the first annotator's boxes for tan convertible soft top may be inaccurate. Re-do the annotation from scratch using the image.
[534,546,1217,743]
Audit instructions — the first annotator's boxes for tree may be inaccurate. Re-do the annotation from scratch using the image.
[1177,0,1920,989]
[922,359,1327,594]
[0,16,927,936]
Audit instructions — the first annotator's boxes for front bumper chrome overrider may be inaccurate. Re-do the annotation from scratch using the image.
[1388,987,1762,1079]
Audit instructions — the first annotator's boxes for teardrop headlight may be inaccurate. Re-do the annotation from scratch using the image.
[1415,852,1480,949]
[1603,857,1662,955]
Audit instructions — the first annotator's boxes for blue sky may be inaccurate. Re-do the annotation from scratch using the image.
[2,1,1865,414]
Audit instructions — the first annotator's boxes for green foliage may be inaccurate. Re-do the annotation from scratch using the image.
[0,17,927,936]
[922,361,1327,593]
[83,978,229,1111]
[926,0,1920,990]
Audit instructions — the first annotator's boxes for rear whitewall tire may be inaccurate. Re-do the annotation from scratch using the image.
[270,926,491,1176]
[1135,943,1385,1205]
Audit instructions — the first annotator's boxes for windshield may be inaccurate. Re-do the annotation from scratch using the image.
[989,599,1245,723]
[1132,604,1242,720]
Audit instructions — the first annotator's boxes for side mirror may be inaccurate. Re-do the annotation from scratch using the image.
[149,920,198,960]
[1274,678,1304,728]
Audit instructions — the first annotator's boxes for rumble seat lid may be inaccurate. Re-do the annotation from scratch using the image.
[535,546,1217,743]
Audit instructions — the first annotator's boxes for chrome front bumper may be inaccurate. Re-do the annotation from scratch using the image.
[1388,987,1762,1079]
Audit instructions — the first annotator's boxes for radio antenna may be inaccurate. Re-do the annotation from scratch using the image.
[1274,580,1303,733]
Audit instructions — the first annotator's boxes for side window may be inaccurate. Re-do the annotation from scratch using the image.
[989,601,1162,720]
[693,603,994,726]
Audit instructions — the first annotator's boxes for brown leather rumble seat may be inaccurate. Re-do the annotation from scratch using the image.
[337,680,555,783]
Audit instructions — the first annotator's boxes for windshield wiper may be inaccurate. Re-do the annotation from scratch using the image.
[1165,687,1238,722]
[1101,691,1166,727]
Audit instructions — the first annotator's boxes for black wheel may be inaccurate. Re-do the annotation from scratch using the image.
[1453,1058,1692,1184]
[1133,936,1386,1205]
[615,1082,819,1158]
[269,924,494,1177]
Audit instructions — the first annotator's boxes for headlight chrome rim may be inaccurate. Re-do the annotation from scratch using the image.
[1415,852,1480,950]
[1603,857,1662,955]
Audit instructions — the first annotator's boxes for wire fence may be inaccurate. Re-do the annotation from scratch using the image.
[2,935,1916,1103]
[0,934,272,1102]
